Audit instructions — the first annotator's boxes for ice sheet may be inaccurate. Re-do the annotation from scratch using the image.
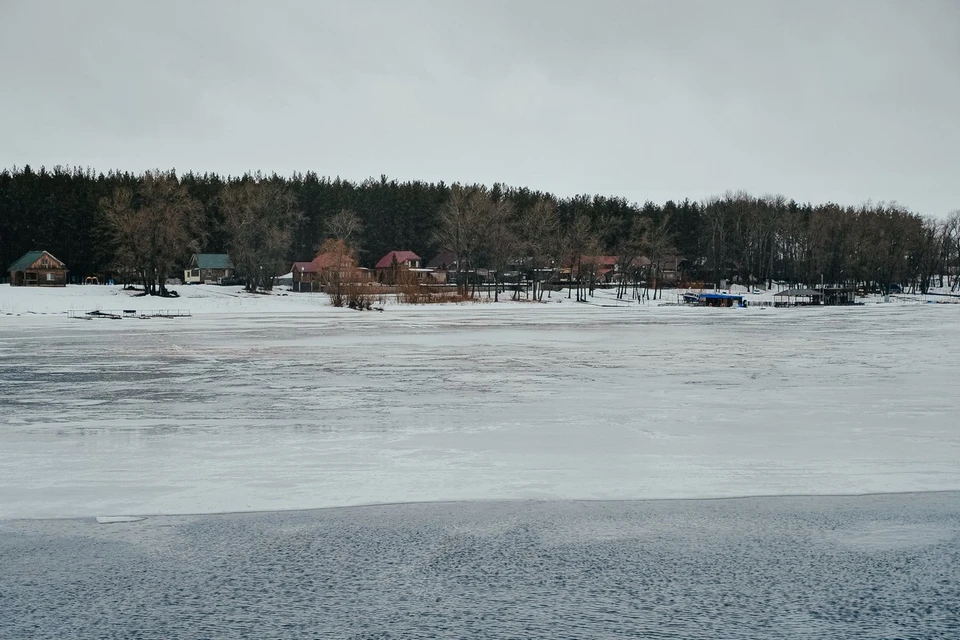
[2,286,958,518]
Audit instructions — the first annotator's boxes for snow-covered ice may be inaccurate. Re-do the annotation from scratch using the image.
[94,516,146,524]
[1,285,959,519]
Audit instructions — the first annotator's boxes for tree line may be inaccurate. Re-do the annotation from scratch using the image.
[2,165,958,295]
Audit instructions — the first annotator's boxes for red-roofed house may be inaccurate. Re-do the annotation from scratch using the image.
[292,248,370,292]
[376,251,421,270]
[589,256,619,282]
[375,250,422,284]
[563,255,620,283]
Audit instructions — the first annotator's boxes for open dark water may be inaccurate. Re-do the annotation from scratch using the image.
[2,494,959,639]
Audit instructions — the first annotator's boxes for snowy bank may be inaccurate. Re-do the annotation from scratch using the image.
[0,282,947,320]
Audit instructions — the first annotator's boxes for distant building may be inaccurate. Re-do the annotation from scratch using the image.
[562,255,619,284]
[590,255,619,283]
[375,250,422,284]
[649,255,687,284]
[818,286,856,306]
[773,286,857,307]
[8,250,67,286]
[428,251,477,284]
[292,250,371,292]
[184,254,234,284]
[773,288,824,307]
[426,250,458,271]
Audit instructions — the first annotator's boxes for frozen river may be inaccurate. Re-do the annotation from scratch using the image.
[2,494,958,639]
[1,302,959,518]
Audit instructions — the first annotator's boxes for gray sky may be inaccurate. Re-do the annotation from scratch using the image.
[2,0,958,215]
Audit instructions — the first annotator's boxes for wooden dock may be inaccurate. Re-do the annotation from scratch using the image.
[68,309,192,320]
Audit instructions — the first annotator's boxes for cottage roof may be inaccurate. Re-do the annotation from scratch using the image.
[292,260,316,273]
[193,253,234,269]
[8,251,44,272]
[820,285,856,292]
[774,288,823,297]
[564,255,619,268]
[427,250,457,269]
[293,252,357,273]
[376,250,421,269]
[8,250,65,272]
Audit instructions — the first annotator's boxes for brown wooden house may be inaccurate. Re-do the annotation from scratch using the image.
[8,250,67,286]
[375,250,422,284]
[292,249,372,292]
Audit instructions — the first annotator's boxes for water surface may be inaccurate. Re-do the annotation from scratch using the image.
[3,493,958,639]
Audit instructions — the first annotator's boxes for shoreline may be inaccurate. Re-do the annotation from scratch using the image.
[5,489,960,524]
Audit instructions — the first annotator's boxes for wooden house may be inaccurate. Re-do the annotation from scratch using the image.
[562,255,619,284]
[650,255,687,284]
[8,250,67,286]
[375,250,422,284]
[292,251,371,292]
[184,254,235,284]
[427,250,460,284]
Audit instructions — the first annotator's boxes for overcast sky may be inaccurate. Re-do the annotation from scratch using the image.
[2,0,958,215]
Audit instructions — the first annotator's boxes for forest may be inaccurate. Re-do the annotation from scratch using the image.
[1,165,958,295]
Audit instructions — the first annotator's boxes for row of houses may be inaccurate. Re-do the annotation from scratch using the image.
[5,250,238,287]
[292,250,427,290]
[290,250,689,291]
[4,249,426,288]
[7,248,687,289]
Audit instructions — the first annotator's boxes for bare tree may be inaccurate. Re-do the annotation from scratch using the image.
[221,178,301,292]
[101,171,203,296]
[482,199,518,302]
[944,211,960,291]
[516,198,561,301]
[909,216,947,294]
[324,208,364,251]
[700,195,728,288]
[644,214,674,300]
[564,214,599,302]
[761,194,786,289]
[101,186,147,287]
[434,184,487,297]
[612,215,646,301]
[315,238,360,307]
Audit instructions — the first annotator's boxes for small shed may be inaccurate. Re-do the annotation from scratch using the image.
[774,288,824,306]
[184,253,235,284]
[8,250,67,286]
